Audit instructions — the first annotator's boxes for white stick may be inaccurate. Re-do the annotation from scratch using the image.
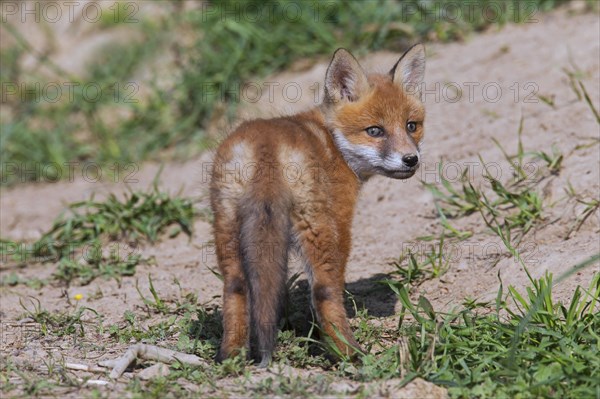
[98,343,208,379]
[65,362,107,373]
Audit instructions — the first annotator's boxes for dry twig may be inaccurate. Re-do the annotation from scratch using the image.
[98,344,208,379]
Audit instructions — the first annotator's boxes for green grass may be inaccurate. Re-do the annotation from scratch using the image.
[19,296,103,338]
[564,183,600,240]
[0,183,195,285]
[579,80,600,124]
[54,249,139,286]
[374,261,600,399]
[0,272,46,289]
[563,61,600,124]
[424,124,563,244]
[424,163,544,242]
[482,166,544,236]
[389,235,451,286]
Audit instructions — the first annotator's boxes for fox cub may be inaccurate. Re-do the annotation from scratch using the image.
[210,44,426,367]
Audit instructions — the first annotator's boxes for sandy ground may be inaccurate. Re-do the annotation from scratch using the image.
[1,6,599,398]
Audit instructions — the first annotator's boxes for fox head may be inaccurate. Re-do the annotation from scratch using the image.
[321,44,426,181]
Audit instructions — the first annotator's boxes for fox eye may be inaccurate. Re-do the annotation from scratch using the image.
[366,126,384,138]
[406,122,417,133]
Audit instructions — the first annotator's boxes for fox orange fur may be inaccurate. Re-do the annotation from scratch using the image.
[210,44,426,367]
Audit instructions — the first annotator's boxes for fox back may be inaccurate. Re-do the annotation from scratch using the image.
[210,44,426,366]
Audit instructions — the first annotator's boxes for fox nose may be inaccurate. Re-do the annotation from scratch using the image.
[402,154,419,167]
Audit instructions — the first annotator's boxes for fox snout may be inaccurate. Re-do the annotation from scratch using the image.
[379,151,421,179]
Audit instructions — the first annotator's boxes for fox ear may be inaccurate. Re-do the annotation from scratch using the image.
[390,44,425,98]
[324,48,369,103]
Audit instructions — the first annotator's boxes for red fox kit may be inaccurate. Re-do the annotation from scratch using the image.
[210,44,426,367]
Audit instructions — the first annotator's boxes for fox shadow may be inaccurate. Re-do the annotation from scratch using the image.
[284,273,398,337]
[345,273,398,317]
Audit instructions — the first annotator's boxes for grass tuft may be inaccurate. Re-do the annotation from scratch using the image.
[377,262,600,398]
[1,184,195,285]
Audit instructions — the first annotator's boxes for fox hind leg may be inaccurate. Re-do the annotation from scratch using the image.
[214,208,249,363]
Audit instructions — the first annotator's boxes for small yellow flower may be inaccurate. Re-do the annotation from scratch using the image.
[74,294,83,301]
